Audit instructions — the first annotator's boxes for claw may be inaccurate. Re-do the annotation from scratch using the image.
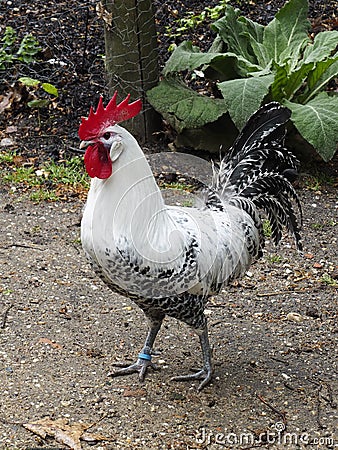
[171,367,213,391]
[108,357,159,382]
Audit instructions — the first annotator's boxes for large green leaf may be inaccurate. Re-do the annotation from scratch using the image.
[238,16,265,44]
[249,40,272,68]
[270,64,288,102]
[147,78,228,133]
[283,63,314,99]
[213,9,271,68]
[263,19,285,64]
[271,61,314,102]
[284,93,338,161]
[277,0,310,61]
[303,31,338,64]
[212,6,257,64]
[163,40,262,78]
[239,16,271,67]
[302,58,338,102]
[218,74,274,129]
[164,41,223,75]
[263,0,310,66]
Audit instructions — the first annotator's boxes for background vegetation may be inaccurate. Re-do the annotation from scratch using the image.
[148,0,338,161]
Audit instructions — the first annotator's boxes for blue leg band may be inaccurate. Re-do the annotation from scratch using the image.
[138,353,152,361]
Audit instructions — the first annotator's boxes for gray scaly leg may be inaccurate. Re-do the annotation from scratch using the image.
[109,314,164,381]
[171,324,213,390]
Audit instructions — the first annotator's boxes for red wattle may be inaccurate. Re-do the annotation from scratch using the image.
[84,143,112,179]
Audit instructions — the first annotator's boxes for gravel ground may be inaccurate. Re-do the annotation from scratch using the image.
[0,165,337,449]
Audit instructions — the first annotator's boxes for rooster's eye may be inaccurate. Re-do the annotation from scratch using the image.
[103,132,111,140]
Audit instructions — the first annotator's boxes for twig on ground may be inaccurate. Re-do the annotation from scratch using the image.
[0,243,45,251]
[323,382,337,409]
[257,288,309,297]
[309,378,336,428]
[257,291,286,297]
[315,383,326,429]
[210,320,227,327]
[256,393,287,425]
[270,356,289,365]
[1,303,13,329]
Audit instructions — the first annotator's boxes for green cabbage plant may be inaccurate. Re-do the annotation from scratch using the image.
[148,0,338,161]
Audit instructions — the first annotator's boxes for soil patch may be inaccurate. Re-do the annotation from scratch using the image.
[1,167,337,449]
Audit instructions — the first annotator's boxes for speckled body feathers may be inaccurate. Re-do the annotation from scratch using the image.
[81,103,302,332]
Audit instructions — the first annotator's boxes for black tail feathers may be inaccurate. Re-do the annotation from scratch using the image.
[212,102,302,251]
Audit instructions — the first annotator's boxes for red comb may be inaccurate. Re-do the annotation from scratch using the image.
[78,92,142,140]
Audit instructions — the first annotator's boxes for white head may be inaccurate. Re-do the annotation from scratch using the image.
[78,93,142,179]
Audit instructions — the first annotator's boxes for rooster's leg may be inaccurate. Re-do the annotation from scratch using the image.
[109,315,163,381]
[171,325,213,390]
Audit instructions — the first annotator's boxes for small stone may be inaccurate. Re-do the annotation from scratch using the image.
[0,137,15,147]
[6,125,17,133]
[281,372,291,380]
[61,400,71,407]
[286,312,303,322]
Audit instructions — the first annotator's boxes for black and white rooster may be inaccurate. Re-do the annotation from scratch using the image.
[79,93,302,390]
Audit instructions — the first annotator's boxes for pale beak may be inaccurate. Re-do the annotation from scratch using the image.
[79,140,93,150]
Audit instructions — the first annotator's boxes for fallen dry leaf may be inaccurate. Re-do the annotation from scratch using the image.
[54,422,88,450]
[23,417,111,449]
[12,155,25,166]
[123,388,147,397]
[82,431,113,442]
[0,93,12,114]
[38,337,63,349]
[23,417,69,439]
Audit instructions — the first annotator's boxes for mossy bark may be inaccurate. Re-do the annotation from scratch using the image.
[103,0,161,142]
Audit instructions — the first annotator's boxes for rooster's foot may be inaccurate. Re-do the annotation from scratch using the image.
[108,354,159,382]
[171,367,213,391]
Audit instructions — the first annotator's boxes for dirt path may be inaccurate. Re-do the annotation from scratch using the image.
[0,175,337,449]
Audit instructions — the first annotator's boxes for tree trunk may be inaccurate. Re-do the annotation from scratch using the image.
[103,0,161,142]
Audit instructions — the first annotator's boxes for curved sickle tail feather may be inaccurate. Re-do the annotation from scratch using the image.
[212,102,302,253]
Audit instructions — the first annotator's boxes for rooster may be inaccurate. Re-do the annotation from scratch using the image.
[79,93,302,390]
